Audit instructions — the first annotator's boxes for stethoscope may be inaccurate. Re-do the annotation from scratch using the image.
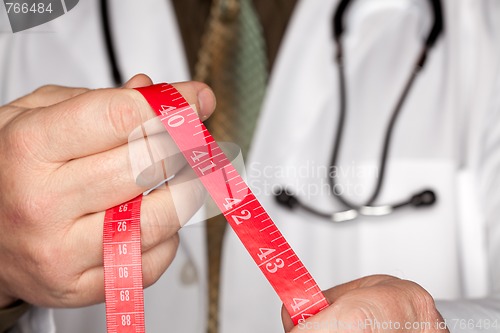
[275,0,444,222]
[99,0,444,223]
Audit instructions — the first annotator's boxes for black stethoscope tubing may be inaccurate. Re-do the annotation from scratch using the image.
[275,0,444,222]
[101,0,123,87]
[99,0,443,222]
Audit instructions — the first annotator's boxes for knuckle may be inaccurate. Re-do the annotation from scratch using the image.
[33,243,58,274]
[350,306,372,325]
[1,109,51,167]
[141,194,180,251]
[168,234,180,263]
[187,178,207,208]
[25,241,62,289]
[172,232,180,247]
[407,280,436,313]
[32,84,58,95]
[106,90,148,140]
[1,187,35,226]
[18,190,57,224]
[143,234,179,287]
[333,298,372,323]
[2,117,34,157]
[179,178,207,225]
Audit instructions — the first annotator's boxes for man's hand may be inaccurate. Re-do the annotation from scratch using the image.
[0,74,216,308]
[282,275,449,332]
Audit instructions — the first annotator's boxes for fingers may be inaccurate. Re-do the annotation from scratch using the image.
[10,85,89,109]
[69,235,179,306]
[20,81,215,162]
[287,306,336,333]
[123,73,154,89]
[141,233,179,287]
[55,131,202,217]
[54,129,186,215]
[65,165,206,269]
[282,275,399,333]
[282,305,295,332]
[321,275,397,303]
[10,72,150,110]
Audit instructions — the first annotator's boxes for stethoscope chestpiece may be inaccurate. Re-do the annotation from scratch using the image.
[409,189,437,207]
[274,188,300,209]
[274,187,437,223]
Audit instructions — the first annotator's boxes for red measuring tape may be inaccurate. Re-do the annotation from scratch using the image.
[103,83,329,332]
[104,195,145,333]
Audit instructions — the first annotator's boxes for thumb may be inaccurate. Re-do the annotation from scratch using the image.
[282,304,295,332]
[281,276,397,332]
[24,80,215,162]
[123,73,154,89]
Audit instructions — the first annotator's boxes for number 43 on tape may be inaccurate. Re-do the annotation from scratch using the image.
[103,83,329,332]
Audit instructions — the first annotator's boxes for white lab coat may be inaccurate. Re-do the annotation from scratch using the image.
[1,0,499,332]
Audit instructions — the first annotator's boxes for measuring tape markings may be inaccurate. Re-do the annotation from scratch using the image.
[104,195,145,333]
[103,83,329,332]
[136,83,329,324]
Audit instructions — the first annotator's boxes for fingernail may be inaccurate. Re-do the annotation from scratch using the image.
[197,87,216,120]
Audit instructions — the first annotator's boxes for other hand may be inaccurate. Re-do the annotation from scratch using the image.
[282,275,449,332]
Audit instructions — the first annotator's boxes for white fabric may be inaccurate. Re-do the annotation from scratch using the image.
[220,1,500,332]
[0,0,499,332]
[9,308,54,333]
